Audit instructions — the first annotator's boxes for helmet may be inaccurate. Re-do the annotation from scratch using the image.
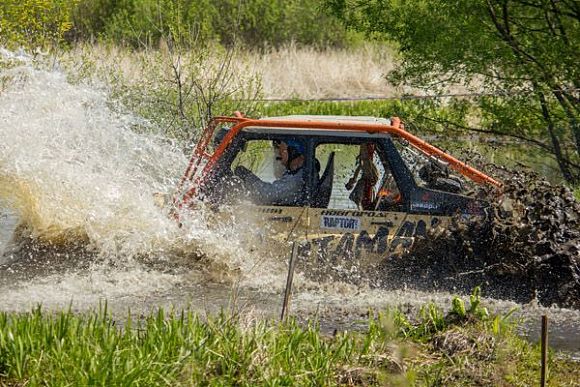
[284,139,305,155]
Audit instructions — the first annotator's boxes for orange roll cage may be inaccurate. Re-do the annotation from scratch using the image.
[172,113,502,214]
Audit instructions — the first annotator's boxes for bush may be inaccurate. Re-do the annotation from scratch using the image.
[68,0,350,49]
[0,0,77,49]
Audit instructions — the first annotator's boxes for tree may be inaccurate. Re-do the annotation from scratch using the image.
[326,0,580,183]
[98,0,262,145]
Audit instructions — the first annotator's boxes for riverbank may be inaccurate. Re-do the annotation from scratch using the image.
[0,293,578,386]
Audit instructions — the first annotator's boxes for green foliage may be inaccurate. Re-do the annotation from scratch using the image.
[1,0,354,49]
[325,0,580,183]
[257,99,456,128]
[468,286,488,319]
[98,0,216,47]
[451,297,466,319]
[0,0,78,49]
[69,0,350,49]
[392,287,495,343]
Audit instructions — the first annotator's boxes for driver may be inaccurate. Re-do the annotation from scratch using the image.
[234,139,306,206]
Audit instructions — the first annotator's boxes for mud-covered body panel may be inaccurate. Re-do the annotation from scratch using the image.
[210,203,449,266]
[307,208,449,265]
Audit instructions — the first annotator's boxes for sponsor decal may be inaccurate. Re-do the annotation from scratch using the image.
[258,207,283,214]
[320,215,361,231]
[305,217,441,259]
[321,210,364,217]
[319,209,391,218]
[410,201,439,211]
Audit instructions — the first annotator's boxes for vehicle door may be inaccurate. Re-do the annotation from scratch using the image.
[306,140,442,269]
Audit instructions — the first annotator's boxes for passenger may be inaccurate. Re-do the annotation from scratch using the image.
[234,139,306,206]
[345,144,379,210]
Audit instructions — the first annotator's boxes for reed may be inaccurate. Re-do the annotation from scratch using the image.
[61,43,395,100]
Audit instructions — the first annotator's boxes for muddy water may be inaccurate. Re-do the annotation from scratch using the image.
[0,52,578,359]
[1,207,579,359]
[0,202,17,262]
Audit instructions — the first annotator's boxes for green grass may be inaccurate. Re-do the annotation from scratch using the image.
[255,99,423,122]
[0,292,577,386]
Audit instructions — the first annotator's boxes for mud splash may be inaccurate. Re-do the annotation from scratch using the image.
[0,51,296,316]
[0,58,187,256]
[376,168,580,309]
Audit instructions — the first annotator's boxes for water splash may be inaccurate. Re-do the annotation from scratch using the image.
[0,53,187,257]
[0,51,285,292]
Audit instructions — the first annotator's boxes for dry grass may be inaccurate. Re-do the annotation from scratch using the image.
[236,43,399,99]
[62,43,399,100]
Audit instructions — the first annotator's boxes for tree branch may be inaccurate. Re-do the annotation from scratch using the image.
[486,1,545,71]
[536,85,576,182]
[549,0,571,44]
[559,0,580,20]
[418,114,550,150]
[512,0,579,20]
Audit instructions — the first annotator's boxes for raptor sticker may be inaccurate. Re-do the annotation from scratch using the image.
[320,215,361,231]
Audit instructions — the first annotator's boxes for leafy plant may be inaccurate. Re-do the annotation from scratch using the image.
[0,0,78,49]
[451,297,466,319]
[325,0,580,183]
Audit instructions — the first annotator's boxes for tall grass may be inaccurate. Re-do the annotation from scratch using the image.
[57,43,398,143]
[63,43,395,100]
[240,43,397,99]
[0,293,577,386]
[0,304,382,385]
[257,99,420,121]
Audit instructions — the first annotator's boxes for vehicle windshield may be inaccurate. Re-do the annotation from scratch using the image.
[230,140,279,183]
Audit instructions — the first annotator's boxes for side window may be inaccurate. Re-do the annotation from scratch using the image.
[392,139,471,194]
[230,140,278,183]
[316,143,399,211]
[316,143,358,210]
